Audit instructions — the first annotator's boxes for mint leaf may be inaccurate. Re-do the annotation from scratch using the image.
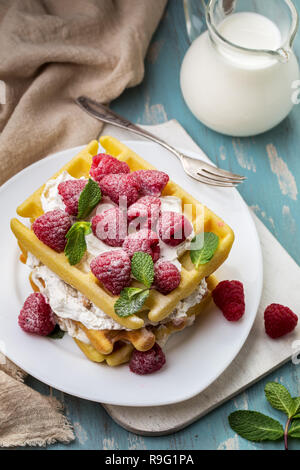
[229,411,284,442]
[124,287,146,300]
[65,221,91,265]
[77,178,102,220]
[65,229,86,265]
[66,220,92,238]
[48,324,65,339]
[265,382,295,418]
[114,288,149,318]
[190,232,219,268]
[288,420,300,438]
[131,252,154,288]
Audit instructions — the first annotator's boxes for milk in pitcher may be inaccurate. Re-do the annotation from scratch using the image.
[180,10,299,136]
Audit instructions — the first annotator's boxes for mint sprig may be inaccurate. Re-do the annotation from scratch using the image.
[114,288,149,318]
[228,411,284,442]
[77,178,102,220]
[131,252,154,288]
[64,221,91,265]
[114,252,154,318]
[228,382,300,449]
[190,232,219,268]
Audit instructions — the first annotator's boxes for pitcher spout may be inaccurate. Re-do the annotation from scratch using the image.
[276,48,292,63]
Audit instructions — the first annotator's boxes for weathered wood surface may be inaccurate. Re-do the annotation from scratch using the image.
[22,0,300,450]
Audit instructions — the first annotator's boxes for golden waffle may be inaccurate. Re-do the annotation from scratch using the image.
[74,339,134,367]
[15,141,99,221]
[11,137,234,330]
[76,322,156,355]
[154,275,218,346]
[28,262,210,361]
[27,268,149,362]
[29,266,216,367]
[74,275,218,366]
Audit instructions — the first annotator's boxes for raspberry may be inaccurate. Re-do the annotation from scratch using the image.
[32,209,72,252]
[212,280,245,321]
[91,208,127,247]
[90,153,130,182]
[264,303,298,339]
[90,250,131,295]
[127,196,161,230]
[123,229,160,262]
[58,179,88,216]
[158,211,193,247]
[99,173,140,206]
[129,343,166,375]
[154,260,181,295]
[18,293,56,336]
[135,170,169,197]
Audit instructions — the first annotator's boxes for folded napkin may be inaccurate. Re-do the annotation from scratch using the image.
[0,0,167,185]
[0,358,74,447]
[0,0,167,447]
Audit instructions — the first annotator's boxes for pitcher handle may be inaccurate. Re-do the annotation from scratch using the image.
[183,0,236,43]
[183,0,207,43]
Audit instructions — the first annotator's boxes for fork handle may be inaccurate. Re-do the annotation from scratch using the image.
[76,96,183,161]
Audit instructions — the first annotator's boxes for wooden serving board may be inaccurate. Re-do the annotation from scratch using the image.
[101,121,300,436]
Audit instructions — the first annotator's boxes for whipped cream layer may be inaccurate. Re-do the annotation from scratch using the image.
[41,171,194,271]
[27,255,207,336]
[158,196,194,270]
[56,317,90,344]
[41,171,78,213]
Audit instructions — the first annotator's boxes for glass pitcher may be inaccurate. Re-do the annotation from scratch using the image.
[180,0,299,136]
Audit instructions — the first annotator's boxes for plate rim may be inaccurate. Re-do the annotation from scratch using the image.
[1,141,263,406]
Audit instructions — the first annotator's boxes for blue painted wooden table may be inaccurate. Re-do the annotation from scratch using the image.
[26,0,300,450]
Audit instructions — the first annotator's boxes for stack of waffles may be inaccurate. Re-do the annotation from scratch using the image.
[11,137,234,369]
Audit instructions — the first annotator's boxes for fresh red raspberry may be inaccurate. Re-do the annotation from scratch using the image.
[91,208,127,247]
[90,250,131,295]
[127,196,161,230]
[158,211,193,247]
[264,303,298,339]
[32,210,72,252]
[58,179,88,216]
[154,260,181,295]
[122,229,160,262]
[129,343,166,375]
[18,293,56,336]
[134,170,169,197]
[90,153,130,182]
[212,280,245,321]
[99,173,140,206]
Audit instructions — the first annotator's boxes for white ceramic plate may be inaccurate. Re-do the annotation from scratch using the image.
[0,140,263,407]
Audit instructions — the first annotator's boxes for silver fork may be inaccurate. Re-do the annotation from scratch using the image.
[75,96,246,188]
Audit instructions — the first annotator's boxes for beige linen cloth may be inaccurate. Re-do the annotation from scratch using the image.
[0,0,167,446]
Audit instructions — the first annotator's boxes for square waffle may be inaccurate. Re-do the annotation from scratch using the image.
[26,263,217,367]
[11,137,234,330]
[74,275,218,366]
